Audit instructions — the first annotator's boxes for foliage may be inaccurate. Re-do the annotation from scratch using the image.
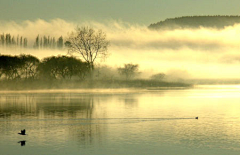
[65,27,109,71]
[118,63,139,80]
[0,55,23,79]
[0,54,39,80]
[19,54,40,79]
[0,54,89,81]
[150,73,165,81]
[92,65,118,81]
[0,54,192,90]
[0,33,27,48]
[33,35,63,49]
[37,55,89,80]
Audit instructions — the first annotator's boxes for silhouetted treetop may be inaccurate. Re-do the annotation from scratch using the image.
[37,55,89,80]
[0,54,39,79]
[149,15,240,30]
[118,63,139,80]
[65,27,109,71]
[0,33,27,48]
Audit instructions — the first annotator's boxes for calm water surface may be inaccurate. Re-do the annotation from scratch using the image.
[0,86,240,155]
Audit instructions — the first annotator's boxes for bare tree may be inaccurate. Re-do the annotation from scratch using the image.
[65,27,109,71]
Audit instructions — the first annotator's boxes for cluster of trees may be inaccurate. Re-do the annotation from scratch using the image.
[0,33,64,49]
[0,33,28,48]
[0,55,39,79]
[150,73,165,81]
[0,54,156,83]
[33,35,64,49]
[0,27,110,82]
[0,27,168,83]
[117,64,165,81]
[38,56,89,80]
[0,27,188,89]
[117,63,139,80]
[148,15,240,30]
[0,54,89,80]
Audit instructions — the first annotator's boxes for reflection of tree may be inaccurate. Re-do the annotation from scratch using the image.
[0,94,37,118]
[117,94,139,108]
[0,93,96,119]
[68,121,103,146]
[36,93,94,119]
[0,93,114,146]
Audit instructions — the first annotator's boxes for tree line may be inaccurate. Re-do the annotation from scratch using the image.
[0,34,27,48]
[0,27,174,90]
[33,35,64,49]
[0,53,143,81]
[0,27,164,82]
[0,33,64,49]
[0,54,89,80]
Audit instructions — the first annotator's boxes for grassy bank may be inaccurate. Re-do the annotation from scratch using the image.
[0,79,192,90]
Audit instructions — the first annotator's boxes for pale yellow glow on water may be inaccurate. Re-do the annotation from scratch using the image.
[1,86,240,154]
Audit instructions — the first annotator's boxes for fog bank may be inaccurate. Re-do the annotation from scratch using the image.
[1,19,240,79]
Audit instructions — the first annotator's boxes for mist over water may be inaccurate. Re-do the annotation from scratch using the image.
[1,14,240,155]
[1,19,240,79]
[1,86,240,155]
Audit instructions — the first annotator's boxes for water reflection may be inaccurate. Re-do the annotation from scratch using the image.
[0,92,141,148]
[0,93,96,119]
[18,140,26,146]
[0,93,104,148]
[118,94,139,108]
[0,88,240,155]
[0,92,141,119]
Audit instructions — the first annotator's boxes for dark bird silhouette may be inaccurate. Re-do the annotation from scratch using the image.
[18,129,26,135]
[195,117,198,119]
[18,140,26,146]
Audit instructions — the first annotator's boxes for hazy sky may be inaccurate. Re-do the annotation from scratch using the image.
[1,0,240,24]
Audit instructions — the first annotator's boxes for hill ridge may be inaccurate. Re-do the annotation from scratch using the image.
[149,15,240,30]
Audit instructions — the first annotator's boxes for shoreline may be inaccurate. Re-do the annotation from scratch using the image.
[0,79,192,91]
[0,86,193,94]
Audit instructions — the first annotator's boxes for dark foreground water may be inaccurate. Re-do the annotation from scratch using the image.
[0,86,240,155]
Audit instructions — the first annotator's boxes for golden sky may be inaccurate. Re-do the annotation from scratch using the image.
[1,19,240,79]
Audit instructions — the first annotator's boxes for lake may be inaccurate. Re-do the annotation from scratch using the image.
[0,85,240,155]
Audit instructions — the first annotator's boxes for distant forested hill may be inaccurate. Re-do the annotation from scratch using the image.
[148,16,240,30]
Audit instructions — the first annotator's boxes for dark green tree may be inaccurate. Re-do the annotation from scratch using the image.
[17,35,19,46]
[52,37,56,48]
[5,34,11,46]
[11,37,16,45]
[40,37,43,48]
[57,36,63,49]
[0,34,4,46]
[0,55,24,79]
[19,54,40,79]
[37,56,89,80]
[43,36,48,48]
[23,38,28,48]
[20,37,23,47]
[33,35,40,49]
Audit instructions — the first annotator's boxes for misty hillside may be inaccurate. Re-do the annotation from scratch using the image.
[149,16,240,30]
